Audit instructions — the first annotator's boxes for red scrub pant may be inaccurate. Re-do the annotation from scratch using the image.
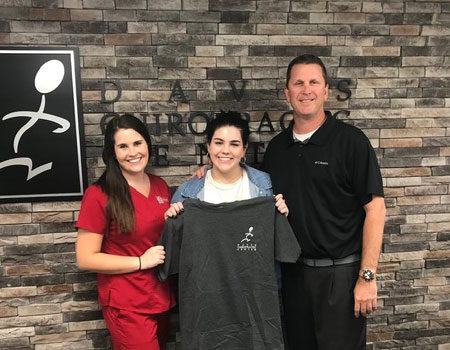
[102,305,170,350]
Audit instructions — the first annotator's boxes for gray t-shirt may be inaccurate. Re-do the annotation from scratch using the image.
[158,196,301,350]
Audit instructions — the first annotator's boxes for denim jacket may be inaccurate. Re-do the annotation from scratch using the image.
[171,164,273,204]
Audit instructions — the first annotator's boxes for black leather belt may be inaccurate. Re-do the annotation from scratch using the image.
[301,253,360,267]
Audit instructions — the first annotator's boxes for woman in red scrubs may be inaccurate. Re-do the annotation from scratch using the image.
[76,114,175,350]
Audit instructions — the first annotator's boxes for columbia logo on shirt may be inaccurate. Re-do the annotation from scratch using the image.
[314,161,329,165]
[156,196,169,204]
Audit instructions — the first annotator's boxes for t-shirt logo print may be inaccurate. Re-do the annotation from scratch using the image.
[237,226,257,251]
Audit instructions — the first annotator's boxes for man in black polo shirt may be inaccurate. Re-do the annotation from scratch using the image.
[261,54,386,349]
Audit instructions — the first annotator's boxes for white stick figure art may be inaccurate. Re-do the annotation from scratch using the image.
[241,227,254,243]
[237,226,257,251]
[0,59,70,180]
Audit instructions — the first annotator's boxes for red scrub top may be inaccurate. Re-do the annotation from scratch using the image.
[76,174,176,314]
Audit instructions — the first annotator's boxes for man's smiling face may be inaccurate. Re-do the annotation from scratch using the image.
[284,63,329,121]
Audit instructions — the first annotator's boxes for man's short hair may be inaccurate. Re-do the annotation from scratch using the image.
[286,54,329,87]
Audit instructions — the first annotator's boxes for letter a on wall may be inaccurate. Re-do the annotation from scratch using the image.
[0,47,87,203]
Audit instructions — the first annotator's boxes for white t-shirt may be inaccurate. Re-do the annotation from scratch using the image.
[204,169,251,204]
[293,129,316,142]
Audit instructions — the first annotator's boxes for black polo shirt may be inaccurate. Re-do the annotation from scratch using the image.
[262,111,384,259]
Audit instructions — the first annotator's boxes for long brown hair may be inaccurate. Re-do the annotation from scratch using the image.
[96,114,152,233]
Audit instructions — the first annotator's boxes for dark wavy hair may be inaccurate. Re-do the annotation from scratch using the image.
[96,114,152,233]
[206,111,250,146]
[286,54,329,87]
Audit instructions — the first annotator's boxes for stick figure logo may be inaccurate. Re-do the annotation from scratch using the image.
[240,227,254,242]
[0,48,86,202]
[0,59,70,180]
[237,227,257,251]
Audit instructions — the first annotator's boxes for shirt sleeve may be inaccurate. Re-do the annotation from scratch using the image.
[274,211,301,263]
[75,186,107,235]
[352,135,384,206]
[171,180,190,204]
[157,214,184,281]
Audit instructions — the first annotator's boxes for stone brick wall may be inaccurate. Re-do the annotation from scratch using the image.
[1,1,450,349]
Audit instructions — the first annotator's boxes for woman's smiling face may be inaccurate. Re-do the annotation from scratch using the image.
[113,128,149,177]
[207,125,246,177]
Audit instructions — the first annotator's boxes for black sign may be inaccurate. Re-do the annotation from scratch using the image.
[0,47,87,203]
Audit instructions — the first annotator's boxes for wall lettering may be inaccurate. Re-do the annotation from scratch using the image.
[98,79,352,165]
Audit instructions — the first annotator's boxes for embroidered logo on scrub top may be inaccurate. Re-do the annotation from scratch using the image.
[237,227,257,251]
[156,196,169,204]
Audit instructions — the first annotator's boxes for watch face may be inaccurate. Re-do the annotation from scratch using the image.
[363,269,374,281]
